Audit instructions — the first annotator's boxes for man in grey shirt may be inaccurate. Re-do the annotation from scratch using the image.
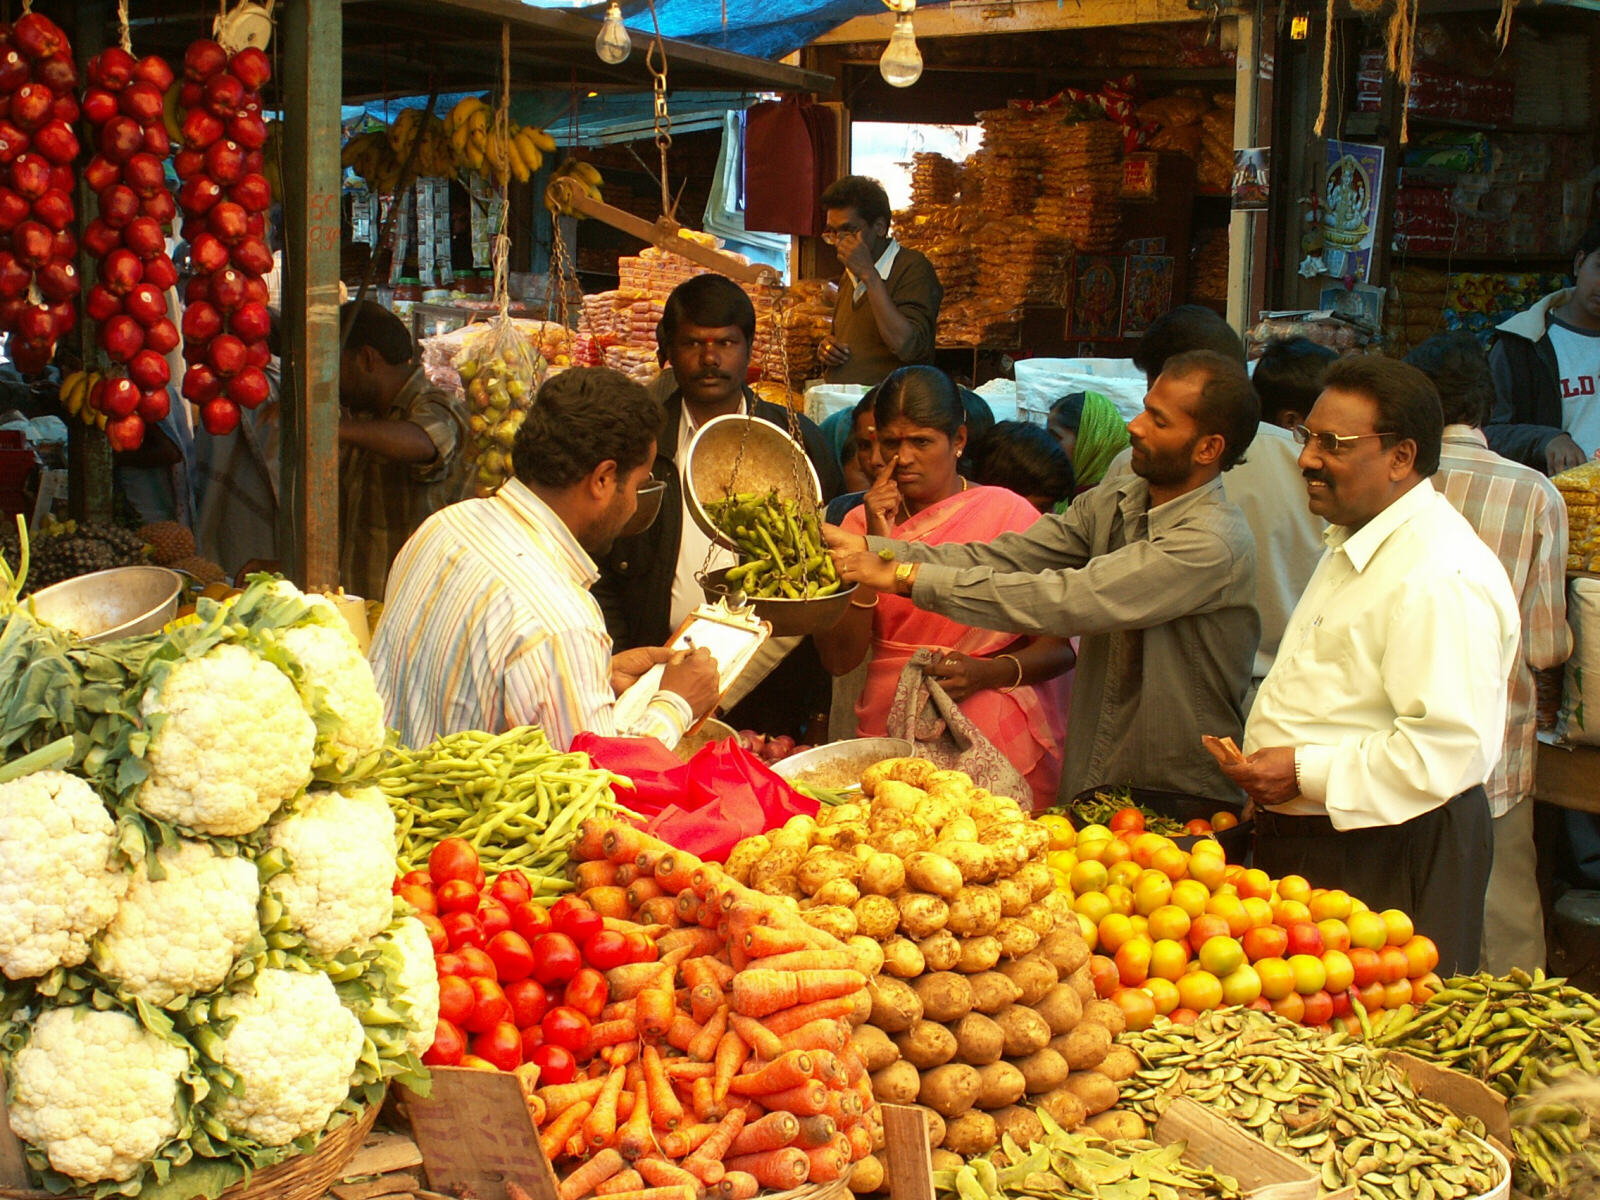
[826,350,1260,804]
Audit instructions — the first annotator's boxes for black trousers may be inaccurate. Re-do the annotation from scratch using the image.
[1253,785,1493,977]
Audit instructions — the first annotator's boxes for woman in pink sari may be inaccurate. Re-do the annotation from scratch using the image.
[815,367,1074,808]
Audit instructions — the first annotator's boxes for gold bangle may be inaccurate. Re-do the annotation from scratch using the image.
[850,593,879,609]
[996,653,1023,694]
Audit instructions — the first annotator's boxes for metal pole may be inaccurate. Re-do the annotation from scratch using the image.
[279,0,343,589]
[1226,7,1260,337]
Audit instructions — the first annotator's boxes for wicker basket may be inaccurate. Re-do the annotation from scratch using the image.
[764,1167,854,1200]
[0,1098,382,1200]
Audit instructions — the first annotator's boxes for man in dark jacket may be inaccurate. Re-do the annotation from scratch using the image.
[1487,220,1600,474]
[594,274,844,653]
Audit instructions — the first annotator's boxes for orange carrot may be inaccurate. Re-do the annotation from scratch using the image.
[574,817,611,861]
[579,1187,695,1200]
[691,1075,723,1123]
[765,997,860,1036]
[755,1079,830,1116]
[590,1017,641,1049]
[526,1094,548,1127]
[723,1148,809,1190]
[683,1108,746,1185]
[666,1013,701,1055]
[686,1008,726,1063]
[627,877,666,909]
[659,1122,719,1159]
[726,1013,784,1061]
[742,926,813,958]
[540,1078,608,1115]
[821,1087,860,1124]
[793,1115,836,1149]
[634,1160,703,1196]
[727,1111,799,1157]
[717,1174,759,1200]
[584,1065,629,1149]
[687,864,722,897]
[637,987,678,1041]
[540,1101,592,1161]
[783,1019,850,1055]
[634,847,668,878]
[636,896,680,927]
[560,1147,626,1200]
[681,956,735,990]
[712,1029,750,1104]
[607,1040,642,1067]
[654,849,704,894]
[725,904,769,944]
[603,824,649,864]
[614,862,642,887]
[675,890,704,925]
[603,916,666,936]
[807,1050,842,1084]
[607,962,674,1001]
[664,1060,716,1081]
[573,860,619,889]
[802,1136,848,1183]
[746,949,855,973]
[657,927,724,961]
[585,885,635,920]
[642,1043,684,1131]
[732,970,863,1018]
[688,985,723,1025]
[597,1170,647,1196]
[618,1082,654,1161]
[728,1050,813,1096]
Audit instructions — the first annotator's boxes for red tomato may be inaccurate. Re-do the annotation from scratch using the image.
[418,913,448,954]
[456,946,498,980]
[1183,818,1214,836]
[541,1006,592,1055]
[527,1043,576,1086]
[511,901,553,941]
[434,952,467,978]
[623,931,658,964]
[486,931,536,983]
[1109,807,1146,834]
[436,879,480,914]
[463,976,512,1034]
[531,932,582,985]
[471,1021,523,1071]
[505,978,549,1027]
[582,929,631,971]
[490,870,533,907]
[429,838,483,888]
[552,898,602,945]
[437,974,476,1026]
[398,884,438,916]
[422,1018,466,1067]
[401,869,431,888]
[479,898,513,939]
[442,911,488,951]
[519,1025,545,1059]
[564,967,608,1021]
[458,1054,498,1071]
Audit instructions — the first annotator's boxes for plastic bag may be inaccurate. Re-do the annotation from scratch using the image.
[570,733,688,818]
[645,737,816,862]
[458,314,546,497]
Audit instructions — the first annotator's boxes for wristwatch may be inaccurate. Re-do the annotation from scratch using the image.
[893,561,918,595]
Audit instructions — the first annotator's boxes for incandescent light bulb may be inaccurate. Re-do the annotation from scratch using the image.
[878,12,922,88]
[596,2,632,64]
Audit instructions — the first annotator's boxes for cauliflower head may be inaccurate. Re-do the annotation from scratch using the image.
[381,916,440,1058]
[211,968,363,1147]
[8,1006,189,1183]
[0,771,126,980]
[136,643,316,837]
[266,787,396,958]
[278,619,386,773]
[93,839,261,1006]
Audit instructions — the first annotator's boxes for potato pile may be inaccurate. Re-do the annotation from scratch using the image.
[723,760,1134,1180]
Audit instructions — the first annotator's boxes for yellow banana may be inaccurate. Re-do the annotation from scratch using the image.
[513,129,544,175]
[466,107,488,136]
[507,135,532,183]
[60,370,85,416]
[447,94,485,132]
[523,125,557,154]
[162,85,183,143]
[571,160,603,189]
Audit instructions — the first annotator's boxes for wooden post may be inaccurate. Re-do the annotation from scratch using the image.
[279,0,343,588]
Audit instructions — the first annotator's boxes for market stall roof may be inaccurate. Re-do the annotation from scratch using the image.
[130,0,833,101]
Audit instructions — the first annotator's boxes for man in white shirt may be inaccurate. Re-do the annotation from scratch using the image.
[1222,355,1521,975]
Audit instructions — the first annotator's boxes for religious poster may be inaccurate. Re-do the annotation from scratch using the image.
[1068,256,1125,341]
[1322,140,1385,283]
[1122,256,1175,338]
[1231,148,1269,211]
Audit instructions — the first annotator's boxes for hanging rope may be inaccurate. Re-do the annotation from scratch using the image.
[1313,0,1335,137]
[116,0,133,53]
[491,22,513,319]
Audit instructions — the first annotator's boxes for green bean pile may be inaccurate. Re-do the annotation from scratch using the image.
[378,726,635,885]
[707,490,842,600]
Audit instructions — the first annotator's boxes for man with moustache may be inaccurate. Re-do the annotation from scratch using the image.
[826,350,1260,804]
[1220,356,1520,975]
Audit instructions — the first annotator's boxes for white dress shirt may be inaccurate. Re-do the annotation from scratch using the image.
[1245,479,1520,831]
[845,238,901,304]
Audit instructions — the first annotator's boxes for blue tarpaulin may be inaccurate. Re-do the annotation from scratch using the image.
[619,0,880,60]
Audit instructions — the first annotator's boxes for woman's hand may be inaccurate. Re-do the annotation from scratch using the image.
[863,458,899,538]
[926,651,1009,702]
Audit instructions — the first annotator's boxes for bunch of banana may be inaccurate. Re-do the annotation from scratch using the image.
[444,95,555,186]
[340,110,452,194]
[386,107,453,178]
[544,159,604,216]
[59,370,109,429]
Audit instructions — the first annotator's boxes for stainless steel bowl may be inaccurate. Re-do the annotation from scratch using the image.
[683,414,822,552]
[672,717,736,763]
[620,478,668,537]
[772,737,915,789]
[29,565,184,643]
[698,566,855,637]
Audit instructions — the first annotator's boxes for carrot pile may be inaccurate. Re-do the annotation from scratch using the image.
[534,819,880,1200]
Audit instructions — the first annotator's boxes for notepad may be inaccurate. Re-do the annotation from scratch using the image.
[612,601,771,733]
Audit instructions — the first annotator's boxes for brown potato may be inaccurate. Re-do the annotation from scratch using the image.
[936,840,1000,884]
[929,1149,964,1174]
[868,976,923,1033]
[905,852,964,900]
[813,877,862,908]
[881,936,926,979]
[894,1020,958,1070]
[1086,1111,1147,1141]
[1081,999,1126,1037]
[1064,1070,1119,1116]
[990,1105,1046,1147]
[1015,860,1055,900]
[725,836,770,884]
[916,1105,947,1149]
[850,1023,900,1073]
[1035,983,1084,1035]
[1069,963,1096,1003]
[966,970,1024,1015]
[918,1063,981,1118]
[847,987,874,1026]
[940,1110,998,1156]
[1014,1047,1070,1095]
[1039,928,1091,977]
[997,954,1059,1005]
[1054,1021,1111,1070]
[974,1061,1027,1109]
[955,935,1002,974]
[875,828,924,859]
[946,885,1003,938]
[846,935,886,977]
[912,972,974,1023]
[1035,1087,1086,1131]
[949,1012,1005,1066]
[1020,906,1055,937]
[797,850,860,895]
[853,894,900,941]
[848,1154,886,1193]
[993,1004,1052,1057]
[859,851,907,896]
[870,1059,921,1105]
[804,905,858,941]
[917,929,962,972]
[896,891,951,939]
[994,918,1041,959]
[993,875,1033,918]
[1095,1045,1141,1083]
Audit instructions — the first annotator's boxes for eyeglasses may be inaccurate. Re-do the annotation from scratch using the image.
[1291,425,1394,455]
[820,224,865,245]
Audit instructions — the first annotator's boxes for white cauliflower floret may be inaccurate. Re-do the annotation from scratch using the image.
[136,643,316,836]
[211,968,363,1146]
[0,771,126,980]
[8,1006,188,1183]
[382,917,440,1057]
[267,787,396,958]
[279,620,386,771]
[93,839,261,1006]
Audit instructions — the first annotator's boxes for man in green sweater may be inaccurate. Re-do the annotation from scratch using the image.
[816,176,943,388]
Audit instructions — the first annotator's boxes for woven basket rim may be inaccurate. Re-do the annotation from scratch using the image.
[759,1164,854,1200]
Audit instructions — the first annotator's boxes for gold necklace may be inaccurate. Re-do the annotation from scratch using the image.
[898,475,967,524]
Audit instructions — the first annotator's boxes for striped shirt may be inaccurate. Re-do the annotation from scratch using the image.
[370,478,693,750]
[339,367,468,601]
[1434,425,1573,815]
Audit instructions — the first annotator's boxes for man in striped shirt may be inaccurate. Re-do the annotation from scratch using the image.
[371,367,721,750]
[1408,334,1573,974]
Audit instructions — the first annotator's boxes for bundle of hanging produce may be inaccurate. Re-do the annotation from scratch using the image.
[0,526,433,1200]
